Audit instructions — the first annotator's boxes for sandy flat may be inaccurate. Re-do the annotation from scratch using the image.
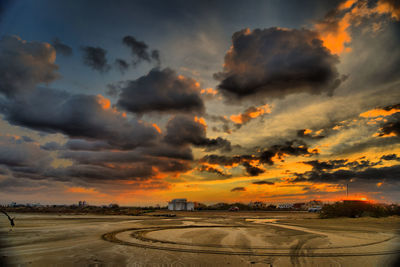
[1,212,399,266]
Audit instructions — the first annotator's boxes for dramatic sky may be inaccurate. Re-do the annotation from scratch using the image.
[1,0,400,205]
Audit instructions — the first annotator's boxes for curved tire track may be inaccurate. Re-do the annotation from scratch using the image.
[101,226,400,257]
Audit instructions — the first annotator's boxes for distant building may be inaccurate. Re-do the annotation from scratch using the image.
[249,201,265,209]
[26,203,42,207]
[308,206,322,212]
[168,199,194,211]
[278,203,293,209]
[78,201,88,207]
[305,200,323,209]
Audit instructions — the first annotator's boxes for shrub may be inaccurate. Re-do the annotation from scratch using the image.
[319,201,394,218]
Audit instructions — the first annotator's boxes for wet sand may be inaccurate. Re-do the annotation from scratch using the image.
[1,212,399,266]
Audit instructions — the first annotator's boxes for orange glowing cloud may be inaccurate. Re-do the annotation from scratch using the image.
[315,0,400,55]
[338,0,357,10]
[360,107,400,118]
[96,94,111,110]
[315,12,352,54]
[303,129,313,135]
[375,0,400,20]
[200,88,218,96]
[230,104,271,124]
[373,131,396,138]
[152,123,162,133]
[194,116,207,128]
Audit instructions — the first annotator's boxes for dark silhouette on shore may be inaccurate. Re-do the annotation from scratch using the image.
[1,209,15,227]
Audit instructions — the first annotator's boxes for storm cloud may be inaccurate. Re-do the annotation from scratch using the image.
[201,139,316,176]
[117,68,204,114]
[81,46,110,73]
[231,187,246,192]
[165,115,231,152]
[292,157,399,184]
[52,38,73,56]
[293,164,400,183]
[122,35,160,66]
[197,164,231,178]
[252,180,274,185]
[214,27,343,101]
[0,88,159,150]
[0,35,59,97]
[114,58,129,74]
[380,120,400,137]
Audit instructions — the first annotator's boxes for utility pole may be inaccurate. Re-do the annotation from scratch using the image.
[346,183,349,198]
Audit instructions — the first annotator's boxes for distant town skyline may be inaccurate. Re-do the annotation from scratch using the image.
[0,0,400,205]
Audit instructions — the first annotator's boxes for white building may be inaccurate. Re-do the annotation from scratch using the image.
[278,203,293,209]
[168,199,194,211]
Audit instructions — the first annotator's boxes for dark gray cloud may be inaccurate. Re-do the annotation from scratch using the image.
[57,147,192,181]
[65,139,112,151]
[0,36,196,187]
[165,115,231,152]
[242,162,265,176]
[0,134,191,185]
[151,49,161,65]
[252,180,274,185]
[380,121,400,137]
[81,46,110,73]
[22,136,34,142]
[214,27,343,101]
[52,38,73,56]
[231,187,246,192]
[375,111,400,137]
[0,136,52,178]
[117,68,204,114]
[303,159,348,171]
[381,154,400,161]
[105,82,125,97]
[383,103,400,111]
[303,158,381,172]
[259,140,317,165]
[293,164,400,183]
[0,87,159,150]
[206,114,232,134]
[292,157,399,184]
[40,141,64,151]
[0,35,59,97]
[201,139,316,176]
[122,35,160,66]
[197,165,231,178]
[115,58,129,74]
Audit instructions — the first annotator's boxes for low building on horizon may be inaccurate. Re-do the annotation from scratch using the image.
[168,198,194,211]
[278,203,293,209]
[293,202,306,210]
[249,201,265,209]
[78,201,88,207]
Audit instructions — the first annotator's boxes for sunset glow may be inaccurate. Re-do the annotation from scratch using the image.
[0,0,399,206]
